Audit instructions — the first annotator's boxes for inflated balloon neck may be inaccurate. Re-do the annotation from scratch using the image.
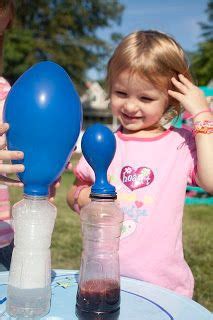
[81,124,117,198]
[23,184,49,197]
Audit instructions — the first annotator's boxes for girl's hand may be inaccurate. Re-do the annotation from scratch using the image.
[65,146,77,172]
[0,123,24,186]
[78,185,91,208]
[49,178,61,202]
[168,74,209,116]
[66,162,73,171]
[49,149,77,202]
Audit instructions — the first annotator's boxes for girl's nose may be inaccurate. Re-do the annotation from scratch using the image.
[123,99,139,114]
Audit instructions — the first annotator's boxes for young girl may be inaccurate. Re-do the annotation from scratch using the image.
[67,30,213,298]
[0,0,25,271]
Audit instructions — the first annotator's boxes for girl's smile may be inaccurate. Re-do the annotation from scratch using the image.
[121,111,144,122]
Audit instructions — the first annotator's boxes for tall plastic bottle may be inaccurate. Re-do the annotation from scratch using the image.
[6,196,56,318]
[76,196,123,320]
[76,124,123,319]
[3,61,82,318]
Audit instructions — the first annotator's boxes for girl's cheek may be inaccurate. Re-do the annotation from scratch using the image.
[111,107,119,117]
[110,98,120,111]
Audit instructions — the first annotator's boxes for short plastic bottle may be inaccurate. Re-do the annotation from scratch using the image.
[76,195,123,319]
[6,195,57,318]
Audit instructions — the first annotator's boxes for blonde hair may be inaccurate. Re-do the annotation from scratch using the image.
[0,0,14,74]
[107,30,193,122]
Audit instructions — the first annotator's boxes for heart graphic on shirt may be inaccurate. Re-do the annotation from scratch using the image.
[135,201,143,208]
[120,166,154,191]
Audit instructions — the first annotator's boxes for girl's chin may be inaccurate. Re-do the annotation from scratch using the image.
[119,117,142,128]
[120,122,146,132]
[120,121,162,134]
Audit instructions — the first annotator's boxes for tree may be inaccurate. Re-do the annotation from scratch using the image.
[191,0,213,85]
[4,0,124,89]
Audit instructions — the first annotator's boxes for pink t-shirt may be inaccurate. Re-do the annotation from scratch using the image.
[0,77,12,248]
[74,127,197,298]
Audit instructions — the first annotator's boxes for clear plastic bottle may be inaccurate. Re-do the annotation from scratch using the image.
[76,195,123,319]
[6,195,57,318]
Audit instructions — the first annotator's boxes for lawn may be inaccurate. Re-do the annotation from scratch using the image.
[8,170,212,311]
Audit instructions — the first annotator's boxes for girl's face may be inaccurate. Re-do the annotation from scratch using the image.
[110,69,169,133]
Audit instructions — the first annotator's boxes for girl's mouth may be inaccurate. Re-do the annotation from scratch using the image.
[121,112,143,122]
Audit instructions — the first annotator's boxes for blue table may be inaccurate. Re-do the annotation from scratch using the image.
[0,270,212,319]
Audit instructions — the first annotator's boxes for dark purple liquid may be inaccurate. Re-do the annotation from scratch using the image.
[76,279,120,319]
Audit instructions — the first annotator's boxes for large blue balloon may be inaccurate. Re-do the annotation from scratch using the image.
[3,61,82,196]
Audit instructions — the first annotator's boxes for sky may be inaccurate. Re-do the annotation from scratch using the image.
[88,0,209,79]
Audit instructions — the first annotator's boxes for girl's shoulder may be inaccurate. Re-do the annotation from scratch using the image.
[170,126,194,142]
[170,127,196,153]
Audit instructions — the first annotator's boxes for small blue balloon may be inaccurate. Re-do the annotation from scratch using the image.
[3,61,82,196]
[81,123,116,197]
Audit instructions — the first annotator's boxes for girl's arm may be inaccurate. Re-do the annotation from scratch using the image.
[67,178,91,212]
[168,74,213,193]
[192,111,213,193]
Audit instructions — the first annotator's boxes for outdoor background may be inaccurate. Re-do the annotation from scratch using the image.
[3,0,213,312]
[4,0,213,87]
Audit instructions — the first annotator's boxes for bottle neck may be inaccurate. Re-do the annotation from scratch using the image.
[24,194,48,201]
[90,196,116,203]
[90,192,117,201]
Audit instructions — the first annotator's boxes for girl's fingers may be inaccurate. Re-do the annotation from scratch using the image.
[178,74,193,88]
[0,123,9,135]
[4,181,23,187]
[0,175,23,185]
[0,143,6,150]
[171,77,187,94]
[0,163,25,174]
[52,179,61,193]
[0,150,24,161]
[54,181,60,189]
[66,162,73,171]
[168,89,184,103]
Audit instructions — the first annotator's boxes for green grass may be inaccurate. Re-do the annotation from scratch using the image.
[8,171,212,311]
[183,206,212,310]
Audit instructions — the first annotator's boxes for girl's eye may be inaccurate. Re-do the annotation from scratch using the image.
[140,96,153,102]
[115,91,127,97]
